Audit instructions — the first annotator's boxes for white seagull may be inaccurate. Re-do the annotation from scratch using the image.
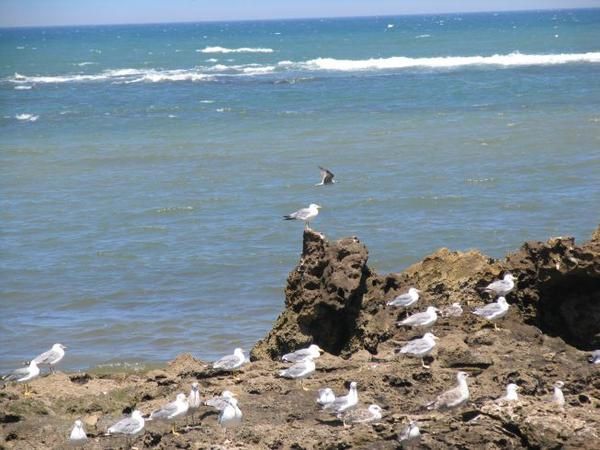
[3,360,40,396]
[496,383,520,403]
[480,273,515,297]
[283,203,321,229]
[187,382,201,425]
[472,296,510,329]
[218,397,243,433]
[282,344,324,363]
[149,393,189,434]
[279,355,316,389]
[107,410,145,441]
[338,404,383,427]
[552,381,565,409]
[213,348,247,371]
[398,420,421,448]
[205,390,236,411]
[33,343,66,373]
[316,387,336,406]
[316,166,335,185]
[441,302,463,318]
[68,419,87,446]
[397,306,439,329]
[323,381,358,414]
[588,350,600,364]
[387,288,420,308]
[397,332,439,369]
[426,371,470,410]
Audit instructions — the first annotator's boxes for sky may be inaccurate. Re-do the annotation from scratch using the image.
[1,0,599,27]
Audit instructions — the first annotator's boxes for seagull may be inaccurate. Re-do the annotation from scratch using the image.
[282,344,324,363]
[33,343,66,373]
[588,350,600,364]
[205,390,236,411]
[552,381,565,409]
[441,302,463,318]
[496,383,520,403]
[338,404,382,427]
[472,296,509,329]
[187,382,201,426]
[68,419,87,446]
[387,288,420,309]
[3,360,40,396]
[480,273,515,297]
[397,306,439,329]
[149,393,189,434]
[316,166,335,186]
[316,388,336,407]
[279,355,316,390]
[397,332,439,369]
[283,203,321,229]
[213,348,247,372]
[107,410,145,442]
[323,381,358,414]
[398,420,421,448]
[426,371,470,410]
[218,397,242,433]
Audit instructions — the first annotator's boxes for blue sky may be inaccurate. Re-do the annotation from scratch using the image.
[1,0,599,27]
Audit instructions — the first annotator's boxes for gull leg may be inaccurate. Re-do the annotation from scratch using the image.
[23,384,33,397]
[421,358,431,370]
[494,323,498,331]
[300,379,309,391]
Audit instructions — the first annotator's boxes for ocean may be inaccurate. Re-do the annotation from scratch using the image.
[1,9,599,372]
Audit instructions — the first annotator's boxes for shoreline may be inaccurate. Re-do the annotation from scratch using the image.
[2,226,599,449]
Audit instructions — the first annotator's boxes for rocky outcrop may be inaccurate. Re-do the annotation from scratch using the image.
[253,226,600,360]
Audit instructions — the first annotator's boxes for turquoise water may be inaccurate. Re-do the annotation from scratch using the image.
[1,9,599,371]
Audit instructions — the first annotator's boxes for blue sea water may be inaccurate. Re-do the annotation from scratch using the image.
[1,9,599,372]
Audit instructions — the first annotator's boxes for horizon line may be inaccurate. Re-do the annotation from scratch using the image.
[1,6,597,31]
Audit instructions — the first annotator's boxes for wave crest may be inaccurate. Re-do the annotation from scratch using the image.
[198,46,274,54]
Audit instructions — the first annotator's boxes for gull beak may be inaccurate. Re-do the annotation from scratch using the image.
[433,335,440,340]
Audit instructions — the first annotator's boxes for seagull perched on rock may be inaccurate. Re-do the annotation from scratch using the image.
[282,344,324,363]
[69,419,87,446]
[398,420,421,448]
[480,273,515,297]
[397,332,439,369]
[149,393,189,434]
[472,296,509,329]
[316,388,336,406]
[205,390,236,411]
[323,381,358,414]
[279,355,316,390]
[588,350,600,364]
[552,381,565,409]
[441,302,463,318]
[218,397,242,433]
[107,410,145,442]
[387,288,421,309]
[426,371,470,410]
[496,383,520,403]
[213,348,247,372]
[3,360,40,396]
[187,382,201,426]
[283,203,321,229]
[397,306,439,329]
[33,343,66,373]
[316,166,336,185]
[338,404,382,427]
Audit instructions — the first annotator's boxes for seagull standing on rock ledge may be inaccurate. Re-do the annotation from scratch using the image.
[426,371,470,410]
[480,273,515,297]
[33,343,66,373]
[283,203,321,229]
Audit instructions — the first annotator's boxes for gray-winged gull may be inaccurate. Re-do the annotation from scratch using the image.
[398,420,421,448]
[426,371,470,410]
[149,393,189,434]
[480,273,515,297]
[282,344,324,363]
[323,381,358,414]
[338,404,382,427]
[107,410,145,441]
[213,348,247,371]
[283,203,321,229]
[3,360,40,396]
[472,296,509,329]
[279,355,316,390]
[397,332,439,369]
[316,387,336,406]
[397,306,439,329]
[316,166,335,185]
[68,419,87,446]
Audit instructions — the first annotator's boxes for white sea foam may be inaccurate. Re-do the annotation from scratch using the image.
[16,113,39,122]
[298,52,600,71]
[206,58,218,62]
[75,61,97,66]
[14,85,32,90]
[199,46,274,53]
[200,100,214,103]
[416,34,431,38]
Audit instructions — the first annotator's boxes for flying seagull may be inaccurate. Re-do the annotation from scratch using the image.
[316,166,335,185]
[283,203,321,229]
